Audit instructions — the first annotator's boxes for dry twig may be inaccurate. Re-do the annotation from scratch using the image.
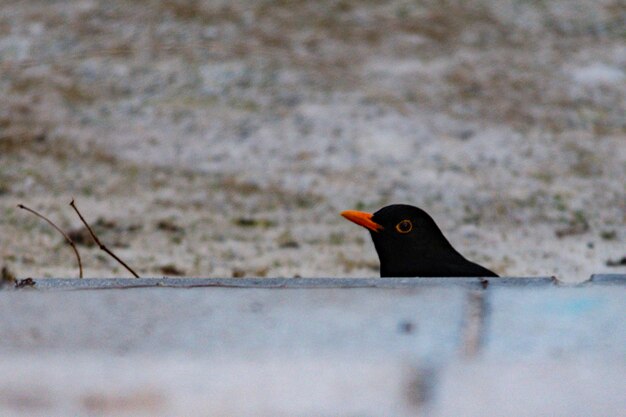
[17,204,84,278]
[69,199,140,278]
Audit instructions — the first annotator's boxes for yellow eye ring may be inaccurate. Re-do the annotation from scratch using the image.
[395,219,412,234]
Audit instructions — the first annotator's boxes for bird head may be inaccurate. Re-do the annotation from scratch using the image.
[341,204,455,276]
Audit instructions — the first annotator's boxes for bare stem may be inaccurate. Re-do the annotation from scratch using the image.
[69,199,140,278]
[18,204,83,278]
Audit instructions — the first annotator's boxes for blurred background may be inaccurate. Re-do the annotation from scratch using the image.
[0,0,624,281]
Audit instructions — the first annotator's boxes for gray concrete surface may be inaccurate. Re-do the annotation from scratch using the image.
[19,276,559,289]
[1,276,624,417]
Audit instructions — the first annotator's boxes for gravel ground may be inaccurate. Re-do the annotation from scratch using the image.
[1,0,625,281]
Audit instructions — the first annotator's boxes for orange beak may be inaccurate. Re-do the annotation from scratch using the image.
[341,210,384,232]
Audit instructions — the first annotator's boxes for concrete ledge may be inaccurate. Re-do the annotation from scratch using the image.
[9,275,625,291]
[587,274,626,285]
[7,276,567,290]
[1,275,624,416]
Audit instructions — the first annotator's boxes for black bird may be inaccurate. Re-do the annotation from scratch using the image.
[341,204,498,277]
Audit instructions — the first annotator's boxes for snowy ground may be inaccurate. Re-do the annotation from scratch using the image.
[1,0,625,281]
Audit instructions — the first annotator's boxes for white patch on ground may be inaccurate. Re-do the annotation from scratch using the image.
[569,63,625,86]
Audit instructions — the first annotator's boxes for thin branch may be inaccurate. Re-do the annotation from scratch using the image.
[69,199,140,278]
[17,204,83,278]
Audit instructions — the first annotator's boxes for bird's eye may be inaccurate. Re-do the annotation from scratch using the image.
[395,220,412,234]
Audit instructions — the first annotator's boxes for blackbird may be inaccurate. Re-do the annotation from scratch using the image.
[341,204,498,277]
